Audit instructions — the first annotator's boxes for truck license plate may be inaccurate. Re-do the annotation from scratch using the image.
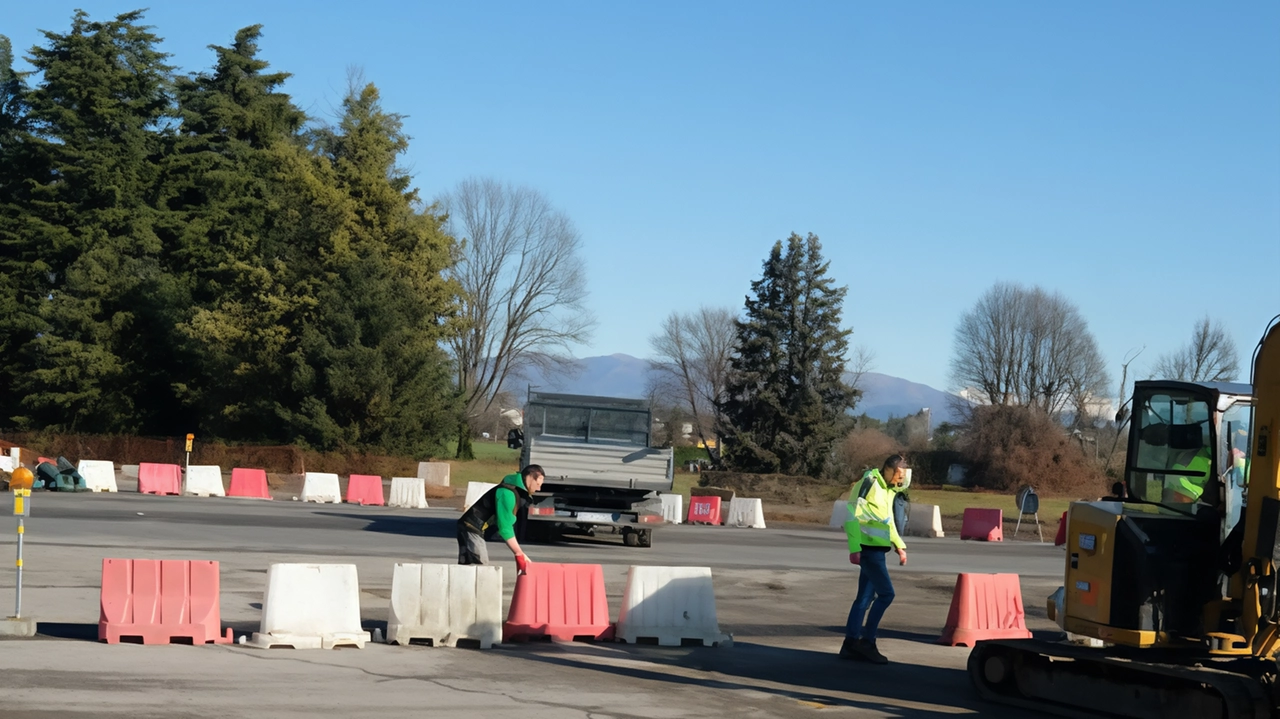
[576,512,615,523]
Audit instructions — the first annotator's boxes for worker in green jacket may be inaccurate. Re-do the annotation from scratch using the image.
[456,464,545,573]
[841,455,908,664]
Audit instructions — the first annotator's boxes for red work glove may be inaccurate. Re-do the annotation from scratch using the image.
[515,553,529,575]
[849,552,861,565]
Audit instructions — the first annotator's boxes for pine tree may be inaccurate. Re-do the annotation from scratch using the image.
[718,233,858,477]
[0,34,35,410]
[157,25,313,440]
[291,80,461,454]
[2,11,175,431]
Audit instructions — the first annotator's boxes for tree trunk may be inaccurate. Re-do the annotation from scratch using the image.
[455,420,475,460]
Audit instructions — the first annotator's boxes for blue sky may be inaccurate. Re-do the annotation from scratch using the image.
[7,2,1279,393]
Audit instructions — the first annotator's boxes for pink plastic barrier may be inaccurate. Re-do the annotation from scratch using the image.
[138,463,181,496]
[938,573,1033,647]
[99,558,232,645]
[687,496,722,525]
[960,507,1003,541]
[227,468,271,500]
[504,562,614,642]
[345,474,385,506]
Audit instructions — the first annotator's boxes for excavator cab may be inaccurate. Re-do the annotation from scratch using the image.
[1061,382,1253,649]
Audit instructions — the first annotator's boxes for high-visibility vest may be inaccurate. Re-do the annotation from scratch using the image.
[845,469,905,552]
[1168,451,1211,503]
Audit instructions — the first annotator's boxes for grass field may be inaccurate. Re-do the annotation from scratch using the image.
[910,487,1072,522]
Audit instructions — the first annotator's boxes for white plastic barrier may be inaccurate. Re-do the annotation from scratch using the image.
[616,566,729,647]
[0,456,12,473]
[417,461,451,487]
[387,563,502,648]
[388,477,429,509]
[183,465,226,497]
[302,472,342,503]
[660,494,683,524]
[463,481,496,511]
[725,497,766,529]
[249,563,371,649]
[77,459,119,493]
[906,502,945,538]
[829,500,849,528]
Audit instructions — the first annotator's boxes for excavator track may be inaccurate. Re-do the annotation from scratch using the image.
[969,639,1275,719]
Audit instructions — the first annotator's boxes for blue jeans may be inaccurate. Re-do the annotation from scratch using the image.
[846,549,895,641]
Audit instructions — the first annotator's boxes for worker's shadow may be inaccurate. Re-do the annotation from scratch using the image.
[511,641,1019,718]
[315,513,458,539]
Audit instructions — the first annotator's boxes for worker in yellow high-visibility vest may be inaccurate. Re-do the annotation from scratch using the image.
[841,455,908,664]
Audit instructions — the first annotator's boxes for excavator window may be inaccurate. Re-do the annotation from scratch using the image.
[1130,391,1215,509]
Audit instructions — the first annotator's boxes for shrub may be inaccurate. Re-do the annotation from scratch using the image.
[827,428,903,483]
[959,405,1107,496]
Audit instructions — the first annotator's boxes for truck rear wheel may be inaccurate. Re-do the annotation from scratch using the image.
[623,528,640,547]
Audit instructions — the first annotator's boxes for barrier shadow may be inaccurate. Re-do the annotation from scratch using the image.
[315,513,458,539]
[514,641,1000,718]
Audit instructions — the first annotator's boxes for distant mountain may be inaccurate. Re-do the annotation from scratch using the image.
[853,372,963,424]
[511,354,963,423]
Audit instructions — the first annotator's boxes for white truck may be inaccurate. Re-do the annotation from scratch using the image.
[508,391,673,548]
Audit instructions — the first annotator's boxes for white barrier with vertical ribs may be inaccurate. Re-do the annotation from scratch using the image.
[725,497,766,529]
[906,502,945,538]
[829,500,849,528]
[388,477,429,509]
[78,459,118,493]
[660,494,683,524]
[387,563,502,648]
[249,563,370,649]
[616,566,729,647]
[184,465,226,497]
[463,482,496,511]
[302,473,342,503]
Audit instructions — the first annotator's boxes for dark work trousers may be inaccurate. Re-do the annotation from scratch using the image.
[846,548,895,641]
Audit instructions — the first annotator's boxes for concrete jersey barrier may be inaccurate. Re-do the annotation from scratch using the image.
[417,461,451,488]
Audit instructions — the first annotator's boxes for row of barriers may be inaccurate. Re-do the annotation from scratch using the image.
[62,459,435,509]
[826,502,1068,544]
[97,556,1031,651]
[98,558,731,650]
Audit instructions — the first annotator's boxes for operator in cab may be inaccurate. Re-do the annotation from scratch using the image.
[456,464,544,573]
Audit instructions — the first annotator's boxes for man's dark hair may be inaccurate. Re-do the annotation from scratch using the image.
[882,455,907,472]
[522,464,545,480]
[1110,481,1127,499]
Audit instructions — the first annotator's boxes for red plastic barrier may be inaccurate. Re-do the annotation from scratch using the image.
[346,474,385,506]
[99,558,233,645]
[687,495,722,525]
[38,456,55,466]
[503,563,615,642]
[138,463,181,496]
[227,468,272,500]
[938,573,1033,647]
[960,508,1003,541]
[1053,511,1068,546]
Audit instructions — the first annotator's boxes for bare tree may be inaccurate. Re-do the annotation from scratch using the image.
[950,282,1109,417]
[438,178,595,458]
[647,307,736,464]
[1154,316,1239,382]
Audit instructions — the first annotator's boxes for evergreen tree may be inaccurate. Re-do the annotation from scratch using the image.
[157,25,313,439]
[2,11,175,431]
[293,80,461,454]
[0,34,35,409]
[718,233,858,477]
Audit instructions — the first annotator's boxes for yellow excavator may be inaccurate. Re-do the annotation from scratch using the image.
[971,316,1280,719]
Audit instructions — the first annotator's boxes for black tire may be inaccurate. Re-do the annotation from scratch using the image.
[637,528,652,548]
[622,529,640,547]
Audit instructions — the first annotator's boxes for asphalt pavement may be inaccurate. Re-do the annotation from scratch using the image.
[0,490,1063,718]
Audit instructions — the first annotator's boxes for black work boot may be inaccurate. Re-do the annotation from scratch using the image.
[860,638,889,665]
[839,638,865,661]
